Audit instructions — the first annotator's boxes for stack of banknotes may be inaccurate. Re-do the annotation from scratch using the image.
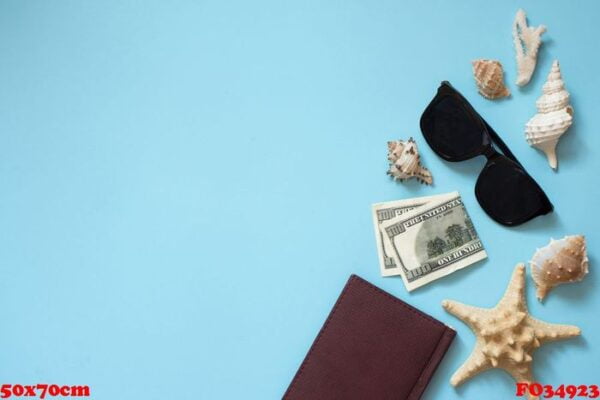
[372,192,487,291]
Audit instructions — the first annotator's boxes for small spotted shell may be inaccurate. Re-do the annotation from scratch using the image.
[386,138,433,185]
[530,235,589,301]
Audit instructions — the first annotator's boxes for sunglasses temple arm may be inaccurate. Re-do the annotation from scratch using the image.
[483,119,523,167]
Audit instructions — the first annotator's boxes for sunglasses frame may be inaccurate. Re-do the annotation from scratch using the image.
[420,81,553,226]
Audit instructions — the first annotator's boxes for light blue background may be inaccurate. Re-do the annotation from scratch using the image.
[0,1,598,399]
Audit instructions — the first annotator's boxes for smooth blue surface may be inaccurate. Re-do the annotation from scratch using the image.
[0,1,598,399]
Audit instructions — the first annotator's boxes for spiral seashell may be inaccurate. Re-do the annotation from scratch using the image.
[471,59,510,100]
[525,60,573,169]
[387,138,433,185]
[530,235,589,301]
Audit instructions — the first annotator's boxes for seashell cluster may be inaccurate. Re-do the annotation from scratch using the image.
[525,60,574,169]
[530,235,589,301]
[387,138,433,185]
[513,9,546,87]
[472,59,510,100]
[443,264,581,400]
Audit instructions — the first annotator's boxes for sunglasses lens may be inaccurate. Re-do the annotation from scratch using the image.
[475,158,552,225]
[421,95,486,160]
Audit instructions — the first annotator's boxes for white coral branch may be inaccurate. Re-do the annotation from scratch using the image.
[513,9,546,87]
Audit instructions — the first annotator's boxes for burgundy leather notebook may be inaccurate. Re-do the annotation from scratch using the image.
[283,274,455,400]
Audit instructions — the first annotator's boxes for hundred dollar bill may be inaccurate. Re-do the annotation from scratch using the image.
[372,194,451,277]
[380,191,487,291]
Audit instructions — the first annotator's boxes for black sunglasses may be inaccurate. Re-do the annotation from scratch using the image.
[419,81,553,226]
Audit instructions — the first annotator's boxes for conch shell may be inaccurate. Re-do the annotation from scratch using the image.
[513,9,546,87]
[525,60,573,169]
[530,235,589,301]
[472,59,510,100]
[387,138,433,185]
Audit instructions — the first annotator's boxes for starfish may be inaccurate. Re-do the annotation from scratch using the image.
[442,264,580,400]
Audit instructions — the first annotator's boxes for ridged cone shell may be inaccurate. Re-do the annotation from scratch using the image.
[530,235,589,301]
[472,59,510,100]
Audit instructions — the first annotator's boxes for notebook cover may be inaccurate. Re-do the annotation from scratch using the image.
[283,274,455,400]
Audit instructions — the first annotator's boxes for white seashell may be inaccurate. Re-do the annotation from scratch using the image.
[387,138,433,185]
[525,60,573,169]
[472,59,510,100]
[513,9,546,87]
[530,235,589,301]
